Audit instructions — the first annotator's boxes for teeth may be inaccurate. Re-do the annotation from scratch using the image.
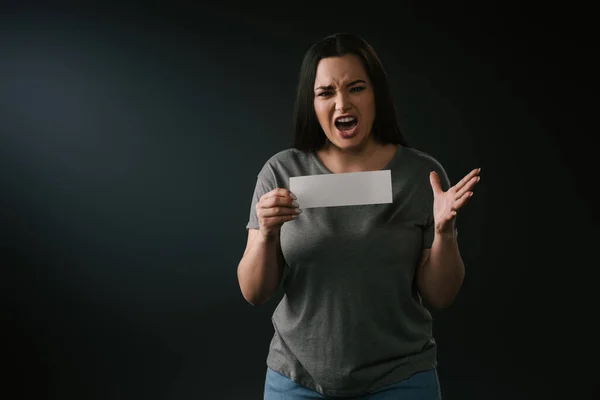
[336,116,356,123]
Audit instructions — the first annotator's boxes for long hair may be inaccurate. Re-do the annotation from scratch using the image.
[292,33,409,151]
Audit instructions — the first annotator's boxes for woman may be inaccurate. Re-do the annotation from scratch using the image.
[237,33,480,399]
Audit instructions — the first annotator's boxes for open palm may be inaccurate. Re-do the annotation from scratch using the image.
[429,168,481,235]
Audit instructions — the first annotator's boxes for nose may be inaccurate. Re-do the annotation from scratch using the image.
[335,92,352,112]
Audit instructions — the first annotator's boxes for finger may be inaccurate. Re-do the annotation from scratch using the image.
[447,211,458,222]
[454,168,481,193]
[262,195,299,210]
[258,205,301,218]
[262,214,298,226]
[260,188,296,202]
[437,211,457,232]
[455,175,479,199]
[453,190,473,211]
[429,171,443,195]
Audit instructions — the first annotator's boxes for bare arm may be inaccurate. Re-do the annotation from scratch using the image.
[237,229,286,306]
[237,188,299,306]
[416,233,465,309]
[416,167,480,309]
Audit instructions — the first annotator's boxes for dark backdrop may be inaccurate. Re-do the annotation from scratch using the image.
[1,3,595,399]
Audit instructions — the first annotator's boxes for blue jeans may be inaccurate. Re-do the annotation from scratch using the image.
[264,367,442,399]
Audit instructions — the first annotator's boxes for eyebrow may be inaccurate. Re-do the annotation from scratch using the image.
[314,79,367,91]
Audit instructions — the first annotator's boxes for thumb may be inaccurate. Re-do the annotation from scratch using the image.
[429,171,443,195]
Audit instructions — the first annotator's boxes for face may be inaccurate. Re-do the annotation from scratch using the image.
[313,54,376,151]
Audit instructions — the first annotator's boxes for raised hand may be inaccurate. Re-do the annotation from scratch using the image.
[429,168,481,235]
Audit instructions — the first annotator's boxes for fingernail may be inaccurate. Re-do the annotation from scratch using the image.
[296,208,302,214]
[292,201,299,208]
[290,193,297,200]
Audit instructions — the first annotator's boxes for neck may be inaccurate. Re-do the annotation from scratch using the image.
[318,138,395,173]
[324,136,377,157]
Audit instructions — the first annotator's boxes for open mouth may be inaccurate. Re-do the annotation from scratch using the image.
[334,115,358,131]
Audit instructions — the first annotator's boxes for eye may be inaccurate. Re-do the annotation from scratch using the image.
[317,91,332,97]
[350,86,365,93]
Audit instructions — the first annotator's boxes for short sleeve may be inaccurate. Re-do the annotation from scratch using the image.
[246,177,272,230]
[422,161,458,249]
[246,162,278,230]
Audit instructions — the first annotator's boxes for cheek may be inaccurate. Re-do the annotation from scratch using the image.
[360,98,376,122]
[314,102,332,125]
[361,95,375,111]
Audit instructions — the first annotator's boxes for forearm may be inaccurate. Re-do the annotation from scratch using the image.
[418,231,465,309]
[237,233,283,306]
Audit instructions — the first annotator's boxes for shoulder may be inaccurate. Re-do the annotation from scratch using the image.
[255,147,313,183]
[400,146,446,174]
[396,146,452,188]
[263,148,310,167]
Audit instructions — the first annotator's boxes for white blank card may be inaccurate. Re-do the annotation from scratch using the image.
[289,170,393,209]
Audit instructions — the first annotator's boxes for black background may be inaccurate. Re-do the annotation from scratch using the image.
[1,2,596,399]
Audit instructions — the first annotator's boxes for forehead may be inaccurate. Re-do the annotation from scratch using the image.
[314,54,368,85]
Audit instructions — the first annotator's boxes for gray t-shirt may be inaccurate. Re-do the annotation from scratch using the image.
[246,144,454,397]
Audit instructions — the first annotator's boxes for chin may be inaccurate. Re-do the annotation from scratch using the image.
[330,130,369,150]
